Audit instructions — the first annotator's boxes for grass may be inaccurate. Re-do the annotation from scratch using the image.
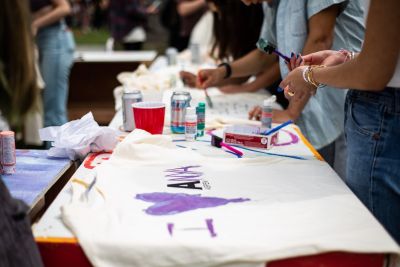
[72,28,110,45]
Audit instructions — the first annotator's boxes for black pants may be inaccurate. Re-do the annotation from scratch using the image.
[0,178,43,267]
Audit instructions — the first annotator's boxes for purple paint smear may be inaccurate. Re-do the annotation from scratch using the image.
[167,219,217,238]
[274,130,299,146]
[136,192,249,216]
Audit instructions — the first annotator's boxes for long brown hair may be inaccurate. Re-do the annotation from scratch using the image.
[208,0,263,61]
[0,0,38,130]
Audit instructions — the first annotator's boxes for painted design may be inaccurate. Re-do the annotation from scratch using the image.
[83,152,111,169]
[167,219,217,237]
[274,130,299,146]
[136,192,249,215]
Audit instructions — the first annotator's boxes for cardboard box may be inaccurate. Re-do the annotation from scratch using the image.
[223,125,279,150]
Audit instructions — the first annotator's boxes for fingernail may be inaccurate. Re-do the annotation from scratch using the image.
[277,87,284,92]
[296,54,299,59]
[291,52,294,57]
[285,61,289,64]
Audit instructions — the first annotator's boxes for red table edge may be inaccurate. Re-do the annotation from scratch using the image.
[36,237,386,267]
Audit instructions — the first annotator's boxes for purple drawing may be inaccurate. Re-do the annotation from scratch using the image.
[167,219,217,238]
[164,165,203,181]
[136,192,249,216]
[274,130,299,146]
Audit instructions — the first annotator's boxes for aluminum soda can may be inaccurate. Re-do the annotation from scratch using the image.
[0,131,16,175]
[171,91,192,134]
[190,43,201,65]
[122,90,143,131]
[166,47,178,66]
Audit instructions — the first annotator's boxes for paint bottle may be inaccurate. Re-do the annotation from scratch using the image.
[190,43,201,65]
[196,102,206,137]
[185,107,197,141]
[166,47,178,66]
[261,95,276,133]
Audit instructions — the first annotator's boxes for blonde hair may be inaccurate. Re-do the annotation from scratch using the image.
[0,0,39,130]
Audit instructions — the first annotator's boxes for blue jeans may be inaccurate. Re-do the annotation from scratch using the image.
[345,88,400,244]
[36,22,75,127]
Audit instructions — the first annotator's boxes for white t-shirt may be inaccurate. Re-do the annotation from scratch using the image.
[387,57,400,88]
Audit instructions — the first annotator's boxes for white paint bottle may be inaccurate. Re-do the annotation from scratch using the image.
[185,107,197,141]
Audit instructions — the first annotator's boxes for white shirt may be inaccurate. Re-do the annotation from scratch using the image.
[387,58,400,88]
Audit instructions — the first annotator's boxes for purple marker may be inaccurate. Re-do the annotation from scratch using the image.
[257,39,291,62]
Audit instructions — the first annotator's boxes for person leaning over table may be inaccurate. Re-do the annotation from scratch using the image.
[0,0,45,266]
[196,0,365,180]
[179,0,268,98]
[280,0,400,244]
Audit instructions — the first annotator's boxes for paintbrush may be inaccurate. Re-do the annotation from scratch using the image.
[211,135,243,157]
[198,72,214,108]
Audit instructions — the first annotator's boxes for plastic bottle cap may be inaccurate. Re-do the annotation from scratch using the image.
[186,107,196,116]
[198,102,206,108]
[263,95,277,106]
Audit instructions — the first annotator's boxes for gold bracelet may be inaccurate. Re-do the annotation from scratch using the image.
[309,65,326,88]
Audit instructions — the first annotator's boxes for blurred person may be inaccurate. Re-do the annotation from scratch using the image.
[92,0,109,29]
[280,0,400,243]
[175,0,208,51]
[160,0,182,49]
[31,0,75,128]
[108,0,158,51]
[0,0,45,265]
[197,0,365,180]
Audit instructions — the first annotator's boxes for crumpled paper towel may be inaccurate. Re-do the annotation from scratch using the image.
[39,113,118,160]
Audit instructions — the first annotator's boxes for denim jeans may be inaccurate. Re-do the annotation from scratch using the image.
[36,21,75,127]
[345,87,400,244]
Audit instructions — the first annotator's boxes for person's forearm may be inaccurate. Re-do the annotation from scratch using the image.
[32,1,71,30]
[230,49,276,78]
[216,77,249,87]
[245,63,281,92]
[312,0,400,91]
[177,0,206,17]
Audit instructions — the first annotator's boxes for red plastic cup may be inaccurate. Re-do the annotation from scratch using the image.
[132,102,166,134]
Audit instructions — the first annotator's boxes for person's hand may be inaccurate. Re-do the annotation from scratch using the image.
[180,71,199,88]
[302,50,347,67]
[198,67,225,89]
[286,52,304,71]
[280,66,316,100]
[219,83,249,94]
[248,105,262,120]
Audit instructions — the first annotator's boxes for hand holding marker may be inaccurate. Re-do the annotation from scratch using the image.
[257,39,303,92]
[257,38,291,62]
[198,72,214,108]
